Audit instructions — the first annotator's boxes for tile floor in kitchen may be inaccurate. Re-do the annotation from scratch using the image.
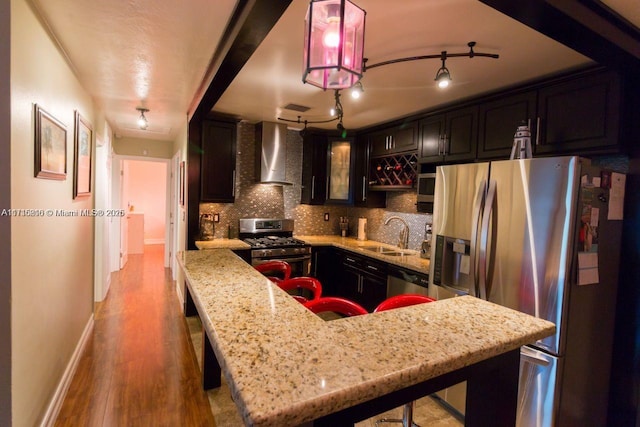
[186,316,463,427]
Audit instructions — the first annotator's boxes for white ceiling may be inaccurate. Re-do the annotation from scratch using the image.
[30,0,639,140]
[213,0,592,131]
[601,0,640,28]
[30,0,239,141]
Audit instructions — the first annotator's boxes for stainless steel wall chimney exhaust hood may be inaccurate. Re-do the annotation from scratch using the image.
[255,122,292,185]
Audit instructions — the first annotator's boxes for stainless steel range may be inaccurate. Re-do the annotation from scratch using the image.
[239,218,311,277]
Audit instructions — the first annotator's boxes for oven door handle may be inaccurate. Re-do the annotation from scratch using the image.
[255,256,311,263]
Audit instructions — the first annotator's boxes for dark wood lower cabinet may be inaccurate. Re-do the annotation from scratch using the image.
[341,252,388,312]
[312,247,388,312]
[311,247,340,296]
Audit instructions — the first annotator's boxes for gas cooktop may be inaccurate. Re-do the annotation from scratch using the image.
[243,236,307,249]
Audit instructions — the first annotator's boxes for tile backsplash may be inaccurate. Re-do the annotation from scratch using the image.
[200,122,431,250]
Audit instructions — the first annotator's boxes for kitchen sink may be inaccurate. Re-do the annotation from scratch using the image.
[360,245,396,253]
[360,246,413,256]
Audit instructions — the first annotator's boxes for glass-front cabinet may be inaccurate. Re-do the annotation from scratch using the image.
[326,137,355,204]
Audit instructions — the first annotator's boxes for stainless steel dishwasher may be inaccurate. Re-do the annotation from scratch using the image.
[386,265,430,298]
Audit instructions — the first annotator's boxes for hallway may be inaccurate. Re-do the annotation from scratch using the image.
[55,245,214,426]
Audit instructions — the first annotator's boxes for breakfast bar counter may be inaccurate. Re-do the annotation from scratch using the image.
[178,249,555,426]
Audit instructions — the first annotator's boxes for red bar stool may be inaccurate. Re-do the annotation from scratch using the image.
[303,297,368,318]
[374,294,436,427]
[373,294,435,312]
[254,260,291,284]
[277,277,322,303]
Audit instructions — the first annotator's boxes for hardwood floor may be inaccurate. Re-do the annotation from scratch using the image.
[55,245,215,427]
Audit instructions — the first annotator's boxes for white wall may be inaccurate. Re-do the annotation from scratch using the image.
[113,135,173,159]
[10,0,96,425]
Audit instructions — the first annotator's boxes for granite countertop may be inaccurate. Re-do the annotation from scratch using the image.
[178,249,555,427]
[195,238,250,250]
[296,235,431,274]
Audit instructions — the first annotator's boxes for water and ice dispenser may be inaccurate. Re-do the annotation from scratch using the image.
[432,235,472,295]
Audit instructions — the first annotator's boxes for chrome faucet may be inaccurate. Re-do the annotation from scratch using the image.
[384,216,410,249]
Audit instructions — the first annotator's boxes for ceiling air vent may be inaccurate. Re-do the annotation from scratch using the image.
[283,103,310,112]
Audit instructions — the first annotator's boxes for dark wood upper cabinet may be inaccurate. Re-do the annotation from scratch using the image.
[418,106,478,164]
[354,138,386,207]
[300,131,328,205]
[535,69,621,154]
[200,119,237,202]
[478,91,538,160]
[325,137,355,205]
[370,122,418,157]
[301,131,385,207]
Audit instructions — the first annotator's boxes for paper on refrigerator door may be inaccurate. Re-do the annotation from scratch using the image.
[578,252,599,285]
[460,255,470,275]
[607,172,626,220]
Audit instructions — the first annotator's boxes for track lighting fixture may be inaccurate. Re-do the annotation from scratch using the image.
[297,2,500,131]
[361,41,497,90]
[278,90,347,137]
[136,107,149,130]
[435,52,452,89]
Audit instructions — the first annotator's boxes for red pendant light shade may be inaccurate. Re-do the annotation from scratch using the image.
[303,0,366,90]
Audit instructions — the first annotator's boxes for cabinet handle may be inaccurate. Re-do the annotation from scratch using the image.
[362,176,366,201]
[232,170,236,197]
[442,133,448,155]
[326,175,329,198]
[391,135,395,149]
[366,265,379,272]
[535,117,541,146]
[311,176,316,199]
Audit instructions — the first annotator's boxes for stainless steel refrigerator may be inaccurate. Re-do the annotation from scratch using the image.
[428,156,624,426]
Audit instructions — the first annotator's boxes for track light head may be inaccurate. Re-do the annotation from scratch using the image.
[350,81,364,99]
[435,52,451,88]
[435,66,451,88]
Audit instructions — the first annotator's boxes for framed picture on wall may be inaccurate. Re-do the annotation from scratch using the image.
[73,111,93,198]
[34,104,67,180]
[180,161,185,206]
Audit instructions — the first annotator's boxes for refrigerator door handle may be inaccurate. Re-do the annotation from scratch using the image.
[521,346,551,367]
[469,179,486,298]
[478,179,497,300]
[438,283,470,296]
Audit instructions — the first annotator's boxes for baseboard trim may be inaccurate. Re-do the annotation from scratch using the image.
[40,315,94,427]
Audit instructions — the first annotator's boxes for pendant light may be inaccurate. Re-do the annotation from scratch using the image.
[302,0,366,90]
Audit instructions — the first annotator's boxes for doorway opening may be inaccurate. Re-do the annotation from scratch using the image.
[111,156,171,272]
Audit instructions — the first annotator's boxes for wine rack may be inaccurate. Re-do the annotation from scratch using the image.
[369,153,418,190]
